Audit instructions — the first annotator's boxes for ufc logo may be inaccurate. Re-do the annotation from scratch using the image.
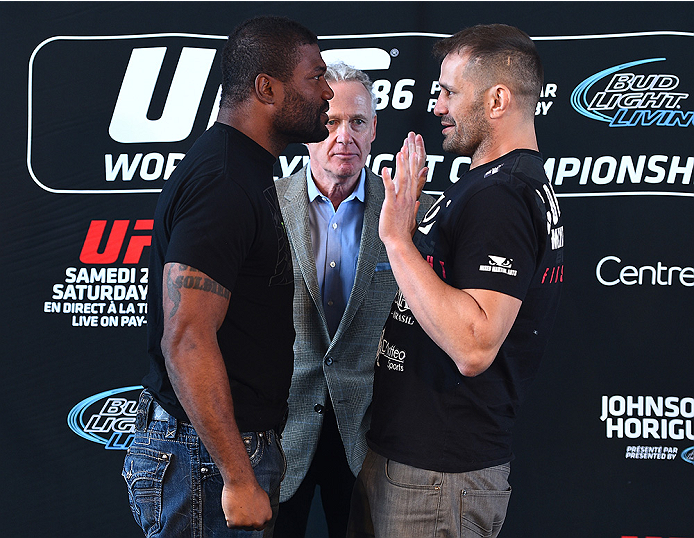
[107,45,391,144]
[80,220,153,264]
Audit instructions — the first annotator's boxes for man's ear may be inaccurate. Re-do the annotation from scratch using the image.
[488,84,511,119]
[255,73,278,105]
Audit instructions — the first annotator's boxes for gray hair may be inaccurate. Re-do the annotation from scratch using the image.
[325,61,377,117]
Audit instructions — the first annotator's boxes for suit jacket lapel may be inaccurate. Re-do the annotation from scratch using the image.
[282,166,328,331]
[331,168,384,344]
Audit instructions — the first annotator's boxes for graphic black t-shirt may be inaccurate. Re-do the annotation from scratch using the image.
[367,149,564,473]
[143,123,295,432]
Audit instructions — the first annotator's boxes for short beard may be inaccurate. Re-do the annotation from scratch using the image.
[442,131,486,157]
[273,85,328,144]
[442,94,490,157]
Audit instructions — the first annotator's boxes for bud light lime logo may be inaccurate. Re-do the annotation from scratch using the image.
[67,385,142,450]
[571,58,693,127]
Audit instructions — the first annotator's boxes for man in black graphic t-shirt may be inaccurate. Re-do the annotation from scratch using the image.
[123,17,334,537]
[348,25,563,538]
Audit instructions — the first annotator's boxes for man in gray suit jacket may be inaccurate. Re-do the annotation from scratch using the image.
[273,63,433,538]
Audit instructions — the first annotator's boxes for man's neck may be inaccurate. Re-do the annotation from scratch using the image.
[217,105,285,158]
[470,122,538,170]
[310,168,362,211]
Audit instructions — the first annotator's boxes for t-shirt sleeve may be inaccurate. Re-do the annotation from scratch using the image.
[449,182,539,301]
[164,174,256,293]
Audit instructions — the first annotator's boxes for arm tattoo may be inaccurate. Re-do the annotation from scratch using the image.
[166,265,182,318]
[166,265,231,319]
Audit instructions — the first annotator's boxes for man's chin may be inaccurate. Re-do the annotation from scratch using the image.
[276,115,329,145]
[315,124,331,143]
[442,137,465,155]
[332,164,359,178]
[299,124,329,144]
[441,137,455,153]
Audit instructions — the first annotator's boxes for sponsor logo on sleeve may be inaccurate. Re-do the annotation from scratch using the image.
[479,256,518,277]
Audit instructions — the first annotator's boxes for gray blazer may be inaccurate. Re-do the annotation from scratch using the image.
[276,163,434,501]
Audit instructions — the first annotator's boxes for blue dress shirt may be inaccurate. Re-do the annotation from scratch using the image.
[307,167,366,338]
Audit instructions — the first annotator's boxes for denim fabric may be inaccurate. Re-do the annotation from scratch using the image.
[122,390,286,538]
[347,448,511,538]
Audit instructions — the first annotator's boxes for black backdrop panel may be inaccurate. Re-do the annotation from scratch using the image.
[2,3,692,537]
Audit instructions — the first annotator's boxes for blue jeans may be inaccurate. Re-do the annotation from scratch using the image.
[347,448,511,538]
[122,390,286,537]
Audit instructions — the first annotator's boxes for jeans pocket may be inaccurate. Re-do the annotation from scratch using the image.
[122,445,172,537]
[244,433,284,503]
[385,458,443,489]
[242,432,265,467]
[460,487,511,538]
[379,459,444,537]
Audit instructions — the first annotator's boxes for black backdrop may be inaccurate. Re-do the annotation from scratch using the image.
[2,2,693,537]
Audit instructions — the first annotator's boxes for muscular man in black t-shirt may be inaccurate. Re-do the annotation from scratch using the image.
[123,17,334,537]
[348,24,563,538]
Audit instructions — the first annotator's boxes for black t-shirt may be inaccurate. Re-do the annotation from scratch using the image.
[143,123,295,432]
[367,149,564,473]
